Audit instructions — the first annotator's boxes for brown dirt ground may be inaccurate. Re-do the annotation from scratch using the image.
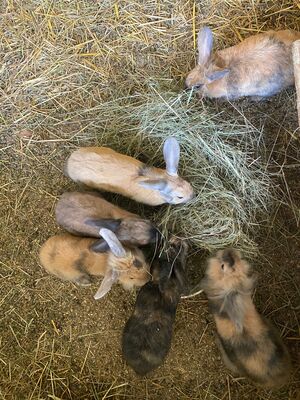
[1,94,300,400]
[1,1,300,399]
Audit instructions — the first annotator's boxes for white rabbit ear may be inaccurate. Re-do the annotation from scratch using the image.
[94,268,119,300]
[99,228,126,258]
[207,68,229,82]
[139,179,173,203]
[163,137,180,176]
[197,26,213,65]
[139,179,168,191]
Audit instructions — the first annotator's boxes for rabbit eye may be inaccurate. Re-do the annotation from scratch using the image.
[193,83,203,89]
[177,196,183,199]
[133,259,142,269]
[221,264,225,270]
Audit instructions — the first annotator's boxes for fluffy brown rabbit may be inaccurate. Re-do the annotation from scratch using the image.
[55,191,159,249]
[39,228,150,299]
[122,238,188,375]
[65,137,194,206]
[185,26,300,100]
[201,249,291,388]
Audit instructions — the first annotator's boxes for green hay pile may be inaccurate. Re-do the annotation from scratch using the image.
[85,89,271,253]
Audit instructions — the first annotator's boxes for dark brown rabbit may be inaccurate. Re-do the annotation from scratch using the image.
[201,249,291,388]
[55,191,159,248]
[122,238,188,375]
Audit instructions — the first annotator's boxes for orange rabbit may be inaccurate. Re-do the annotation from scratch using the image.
[39,229,150,299]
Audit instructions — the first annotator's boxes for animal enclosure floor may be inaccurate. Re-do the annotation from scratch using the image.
[1,95,299,400]
[0,1,300,399]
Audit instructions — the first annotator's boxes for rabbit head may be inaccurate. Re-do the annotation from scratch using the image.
[201,249,255,332]
[117,218,160,245]
[202,249,254,298]
[185,27,229,94]
[138,137,194,204]
[92,228,150,299]
[151,238,188,300]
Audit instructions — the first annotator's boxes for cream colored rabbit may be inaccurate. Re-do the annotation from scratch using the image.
[65,137,194,206]
[185,26,300,100]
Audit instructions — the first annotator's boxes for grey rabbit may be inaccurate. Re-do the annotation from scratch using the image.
[55,191,159,250]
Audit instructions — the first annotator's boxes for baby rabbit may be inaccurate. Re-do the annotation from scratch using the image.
[122,238,188,375]
[39,228,150,299]
[201,249,291,388]
[65,137,194,206]
[55,191,159,248]
[185,26,300,100]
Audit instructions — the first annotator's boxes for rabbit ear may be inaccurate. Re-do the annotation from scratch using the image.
[99,228,126,258]
[156,257,173,292]
[90,239,109,253]
[139,179,168,191]
[174,264,187,290]
[207,69,229,82]
[197,26,213,65]
[138,179,173,202]
[85,218,122,233]
[94,268,119,300]
[222,292,244,333]
[163,137,180,176]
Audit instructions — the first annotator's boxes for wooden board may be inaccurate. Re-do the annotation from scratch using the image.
[292,40,300,127]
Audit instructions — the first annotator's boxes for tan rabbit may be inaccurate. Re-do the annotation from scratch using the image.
[201,249,291,388]
[55,191,159,248]
[185,26,300,100]
[39,228,150,299]
[65,137,194,206]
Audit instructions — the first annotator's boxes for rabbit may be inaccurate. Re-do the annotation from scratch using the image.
[55,191,159,248]
[122,238,188,375]
[39,228,150,299]
[64,137,194,206]
[185,26,300,100]
[201,248,291,388]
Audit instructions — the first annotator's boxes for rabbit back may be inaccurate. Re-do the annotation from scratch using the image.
[39,234,107,285]
[65,147,166,205]
[186,28,300,99]
[56,191,137,237]
[122,281,177,375]
[65,147,140,191]
[216,312,291,388]
[220,30,300,99]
